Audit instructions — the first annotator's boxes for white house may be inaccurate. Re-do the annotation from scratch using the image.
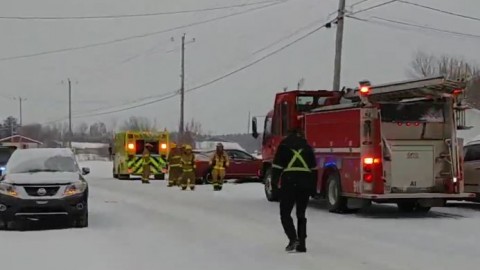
[0,135,42,149]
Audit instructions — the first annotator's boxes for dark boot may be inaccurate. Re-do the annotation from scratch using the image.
[285,239,298,252]
[296,239,306,252]
[296,218,307,252]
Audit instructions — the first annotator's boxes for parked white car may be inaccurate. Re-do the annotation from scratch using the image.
[463,140,480,201]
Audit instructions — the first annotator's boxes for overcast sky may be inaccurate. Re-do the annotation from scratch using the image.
[0,0,479,134]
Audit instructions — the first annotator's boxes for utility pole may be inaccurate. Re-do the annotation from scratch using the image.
[68,78,72,148]
[174,33,195,143]
[18,97,27,126]
[333,0,346,91]
[179,34,185,142]
[13,97,26,126]
[247,111,251,133]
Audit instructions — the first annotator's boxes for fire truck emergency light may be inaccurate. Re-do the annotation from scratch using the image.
[160,143,167,149]
[452,89,463,95]
[358,80,371,95]
[127,143,135,150]
[359,86,370,94]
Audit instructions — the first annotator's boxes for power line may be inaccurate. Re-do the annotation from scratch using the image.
[352,15,480,40]
[350,0,372,8]
[0,1,286,63]
[397,0,480,23]
[252,18,327,55]
[0,0,280,20]
[351,0,398,15]
[52,21,331,121]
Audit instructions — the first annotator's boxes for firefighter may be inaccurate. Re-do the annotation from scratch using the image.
[167,143,182,187]
[142,143,154,184]
[209,143,229,191]
[180,144,196,191]
[272,127,317,253]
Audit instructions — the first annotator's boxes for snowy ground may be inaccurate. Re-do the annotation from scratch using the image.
[1,160,480,270]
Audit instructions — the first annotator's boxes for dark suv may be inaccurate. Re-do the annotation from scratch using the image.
[0,146,16,173]
[0,148,90,230]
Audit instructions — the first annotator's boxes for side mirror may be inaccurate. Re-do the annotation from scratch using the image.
[252,117,259,139]
[81,167,90,175]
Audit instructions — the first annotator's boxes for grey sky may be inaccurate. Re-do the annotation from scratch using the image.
[0,0,479,134]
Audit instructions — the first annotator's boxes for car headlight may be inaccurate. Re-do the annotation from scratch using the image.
[64,181,87,196]
[0,182,18,197]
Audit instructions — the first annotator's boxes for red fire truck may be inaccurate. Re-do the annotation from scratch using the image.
[251,76,475,213]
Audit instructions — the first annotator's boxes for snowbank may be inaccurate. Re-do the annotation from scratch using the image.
[71,142,109,149]
[76,154,109,162]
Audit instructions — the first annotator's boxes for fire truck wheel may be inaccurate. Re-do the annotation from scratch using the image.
[326,174,347,213]
[264,168,279,202]
[397,201,430,213]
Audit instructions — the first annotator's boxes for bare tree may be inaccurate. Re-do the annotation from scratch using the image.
[18,123,42,140]
[76,122,89,136]
[120,116,156,131]
[186,118,203,136]
[409,51,480,107]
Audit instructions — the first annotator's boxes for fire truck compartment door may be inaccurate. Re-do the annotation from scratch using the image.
[390,145,434,191]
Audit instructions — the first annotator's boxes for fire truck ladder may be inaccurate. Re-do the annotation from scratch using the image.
[363,76,467,103]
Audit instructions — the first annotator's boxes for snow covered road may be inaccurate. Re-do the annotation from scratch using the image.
[1,160,480,270]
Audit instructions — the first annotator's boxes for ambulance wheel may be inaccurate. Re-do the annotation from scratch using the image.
[264,168,279,202]
[118,174,130,180]
[326,173,347,213]
[154,174,165,180]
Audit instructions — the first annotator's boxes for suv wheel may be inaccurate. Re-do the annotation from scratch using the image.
[73,206,89,228]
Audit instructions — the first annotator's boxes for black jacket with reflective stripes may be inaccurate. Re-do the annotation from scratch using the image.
[272,133,317,190]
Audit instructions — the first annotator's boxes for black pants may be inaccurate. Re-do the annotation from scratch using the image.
[279,186,310,241]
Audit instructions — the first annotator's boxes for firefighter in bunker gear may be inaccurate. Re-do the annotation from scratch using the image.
[209,143,229,191]
[180,145,196,190]
[272,128,317,253]
[142,143,154,184]
[167,143,182,187]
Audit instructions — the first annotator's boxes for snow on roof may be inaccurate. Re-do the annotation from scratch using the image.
[195,141,246,151]
[71,142,109,149]
[0,135,42,144]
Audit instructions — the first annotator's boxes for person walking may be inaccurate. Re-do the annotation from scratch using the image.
[167,143,182,187]
[272,127,317,253]
[141,143,154,184]
[209,143,229,191]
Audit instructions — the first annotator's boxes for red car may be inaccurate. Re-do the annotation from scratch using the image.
[194,149,262,184]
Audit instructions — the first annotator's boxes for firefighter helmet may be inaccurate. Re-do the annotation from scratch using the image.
[184,145,192,150]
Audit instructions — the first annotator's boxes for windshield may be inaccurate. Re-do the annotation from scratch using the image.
[0,148,14,164]
[7,154,79,174]
[380,101,445,123]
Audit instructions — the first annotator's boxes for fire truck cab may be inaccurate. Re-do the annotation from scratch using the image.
[252,76,475,213]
